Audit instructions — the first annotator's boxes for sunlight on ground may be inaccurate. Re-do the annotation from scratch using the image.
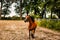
[0,20,60,40]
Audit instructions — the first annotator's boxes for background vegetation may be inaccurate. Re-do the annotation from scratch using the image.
[0,0,60,20]
[37,19,60,31]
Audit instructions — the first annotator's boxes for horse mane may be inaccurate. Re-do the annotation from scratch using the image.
[30,16,35,22]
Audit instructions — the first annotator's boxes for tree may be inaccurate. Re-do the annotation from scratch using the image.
[45,0,60,19]
[0,0,3,19]
[14,0,60,19]
[20,0,22,19]
[52,0,60,18]
[0,2,1,19]
[14,0,23,20]
[2,0,12,18]
[23,0,31,15]
[23,0,41,16]
[0,6,1,19]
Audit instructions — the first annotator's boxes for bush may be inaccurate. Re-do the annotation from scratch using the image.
[11,16,20,20]
[1,16,25,20]
[1,17,12,20]
[55,21,60,30]
[37,19,60,31]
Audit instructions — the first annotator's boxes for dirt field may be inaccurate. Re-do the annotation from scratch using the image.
[0,20,60,40]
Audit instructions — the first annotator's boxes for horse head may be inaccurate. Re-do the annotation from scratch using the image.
[24,15,35,23]
[24,15,30,22]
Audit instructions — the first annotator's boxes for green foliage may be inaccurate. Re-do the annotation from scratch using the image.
[2,0,12,18]
[29,13,41,19]
[14,0,60,19]
[1,0,60,20]
[38,19,60,31]
[14,0,20,13]
[55,22,60,30]
[11,16,20,20]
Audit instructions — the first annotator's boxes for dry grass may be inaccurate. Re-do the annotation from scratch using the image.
[0,20,60,40]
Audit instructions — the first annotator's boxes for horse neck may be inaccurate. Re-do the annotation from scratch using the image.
[29,18,33,24]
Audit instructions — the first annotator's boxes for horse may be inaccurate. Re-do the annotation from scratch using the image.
[24,15,37,39]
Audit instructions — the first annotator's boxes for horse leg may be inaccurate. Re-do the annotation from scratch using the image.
[29,30,31,39]
[29,30,30,39]
[31,29,35,38]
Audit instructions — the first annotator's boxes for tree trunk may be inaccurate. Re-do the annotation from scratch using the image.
[20,0,22,20]
[58,13,60,18]
[0,8,1,20]
[51,10,52,19]
[41,13,43,18]
[0,0,2,20]
[27,10,28,16]
[34,8,37,15]
[4,14,5,19]
[45,13,46,18]
[51,13,52,19]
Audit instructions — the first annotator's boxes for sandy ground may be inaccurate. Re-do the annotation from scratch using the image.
[0,20,60,40]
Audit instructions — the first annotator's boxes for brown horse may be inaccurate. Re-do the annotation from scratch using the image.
[24,15,37,39]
